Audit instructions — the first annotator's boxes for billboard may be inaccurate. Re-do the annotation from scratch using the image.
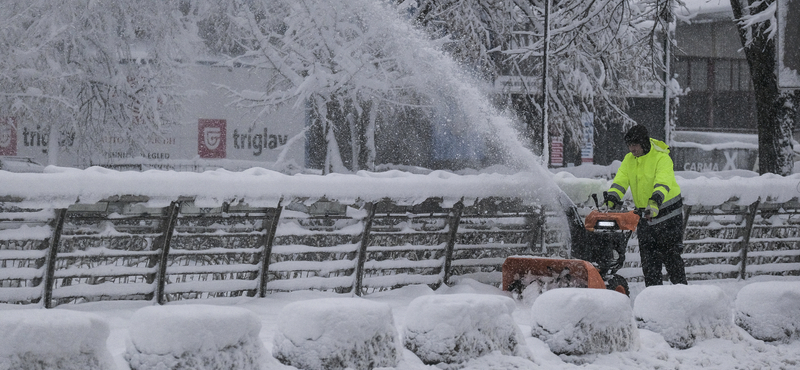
[7,65,306,170]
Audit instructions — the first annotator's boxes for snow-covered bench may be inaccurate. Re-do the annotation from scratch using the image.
[0,309,114,370]
[403,293,531,365]
[735,281,800,343]
[530,288,638,355]
[272,297,400,370]
[125,304,266,370]
[634,284,740,349]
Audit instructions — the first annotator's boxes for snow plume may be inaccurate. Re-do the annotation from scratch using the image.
[223,0,548,175]
[272,298,401,370]
[530,288,639,356]
[633,284,741,349]
[0,309,114,370]
[403,293,532,366]
[125,305,266,370]
[735,281,800,343]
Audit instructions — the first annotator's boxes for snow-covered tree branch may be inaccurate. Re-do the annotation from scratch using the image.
[410,0,663,152]
[0,0,201,165]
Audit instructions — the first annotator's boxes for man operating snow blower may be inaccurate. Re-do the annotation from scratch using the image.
[605,124,687,287]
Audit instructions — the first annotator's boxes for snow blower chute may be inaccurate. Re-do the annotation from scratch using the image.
[503,192,638,297]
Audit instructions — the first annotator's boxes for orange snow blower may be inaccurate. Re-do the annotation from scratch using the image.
[503,192,639,297]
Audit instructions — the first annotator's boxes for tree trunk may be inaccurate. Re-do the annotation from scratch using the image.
[47,122,59,166]
[731,0,796,175]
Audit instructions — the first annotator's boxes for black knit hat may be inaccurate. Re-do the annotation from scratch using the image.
[624,125,651,152]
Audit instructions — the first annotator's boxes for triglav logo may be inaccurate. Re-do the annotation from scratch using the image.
[198,119,226,158]
[203,127,222,150]
[0,117,17,156]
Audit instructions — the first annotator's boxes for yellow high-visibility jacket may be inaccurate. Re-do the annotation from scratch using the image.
[608,138,682,222]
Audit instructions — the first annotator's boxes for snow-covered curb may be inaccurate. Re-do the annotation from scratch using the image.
[634,285,740,349]
[273,298,401,370]
[530,288,639,355]
[403,293,532,365]
[0,309,114,370]
[735,281,800,343]
[125,305,266,370]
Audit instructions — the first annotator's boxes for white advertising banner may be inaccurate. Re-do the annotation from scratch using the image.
[8,65,306,171]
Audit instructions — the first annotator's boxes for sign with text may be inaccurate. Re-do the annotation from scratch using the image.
[198,119,227,158]
[580,112,594,164]
[671,147,757,172]
[550,135,563,167]
[0,117,17,156]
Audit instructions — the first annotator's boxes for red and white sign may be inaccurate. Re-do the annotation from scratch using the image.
[550,135,563,167]
[198,119,226,158]
[0,117,17,156]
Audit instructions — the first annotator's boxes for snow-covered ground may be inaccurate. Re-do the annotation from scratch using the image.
[2,276,800,370]
[1,152,799,370]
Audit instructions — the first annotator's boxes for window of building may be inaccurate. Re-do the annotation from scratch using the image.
[715,59,731,91]
[737,60,753,91]
[689,59,708,92]
[673,60,688,89]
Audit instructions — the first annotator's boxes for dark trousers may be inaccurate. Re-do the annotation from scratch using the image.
[637,215,688,286]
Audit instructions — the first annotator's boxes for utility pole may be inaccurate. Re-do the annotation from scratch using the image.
[541,0,551,167]
[662,0,673,145]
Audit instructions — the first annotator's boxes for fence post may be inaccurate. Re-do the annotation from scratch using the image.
[42,208,67,309]
[258,204,282,298]
[353,202,376,296]
[154,202,181,305]
[682,204,692,240]
[441,200,464,287]
[738,199,760,280]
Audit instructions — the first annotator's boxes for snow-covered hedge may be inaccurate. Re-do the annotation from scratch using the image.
[272,298,400,370]
[125,305,266,370]
[735,281,800,343]
[0,309,114,370]
[634,285,740,349]
[530,288,638,355]
[403,293,532,365]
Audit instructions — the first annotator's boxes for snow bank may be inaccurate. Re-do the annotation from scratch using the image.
[125,304,266,370]
[403,293,532,365]
[633,284,740,349]
[530,288,638,355]
[272,297,400,370]
[0,309,114,370]
[735,281,800,343]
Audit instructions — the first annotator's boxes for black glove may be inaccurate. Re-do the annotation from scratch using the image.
[604,192,621,210]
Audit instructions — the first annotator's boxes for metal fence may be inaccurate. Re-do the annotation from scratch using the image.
[1,195,798,307]
[0,197,567,307]
[619,198,800,282]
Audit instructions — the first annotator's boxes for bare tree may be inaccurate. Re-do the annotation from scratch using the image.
[730,0,796,175]
[221,0,507,173]
[0,0,201,166]
[410,0,659,154]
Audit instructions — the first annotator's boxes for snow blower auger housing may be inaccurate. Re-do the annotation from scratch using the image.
[503,192,638,298]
